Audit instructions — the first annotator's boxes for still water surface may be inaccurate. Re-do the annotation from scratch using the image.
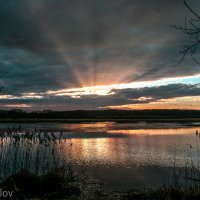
[1,122,200,189]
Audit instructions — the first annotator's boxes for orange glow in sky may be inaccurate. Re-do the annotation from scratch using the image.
[46,74,200,98]
[106,96,200,110]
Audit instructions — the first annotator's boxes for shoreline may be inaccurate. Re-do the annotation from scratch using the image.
[0,118,200,123]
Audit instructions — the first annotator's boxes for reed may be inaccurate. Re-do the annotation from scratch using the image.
[167,130,200,190]
[0,126,68,182]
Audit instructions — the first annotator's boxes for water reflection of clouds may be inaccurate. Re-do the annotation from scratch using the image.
[62,131,128,139]
[107,128,198,136]
[61,126,200,139]
[61,126,200,168]
[1,123,199,168]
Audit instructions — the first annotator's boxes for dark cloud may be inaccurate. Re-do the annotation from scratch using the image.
[0,0,180,48]
[111,84,200,101]
[0,0,200,109]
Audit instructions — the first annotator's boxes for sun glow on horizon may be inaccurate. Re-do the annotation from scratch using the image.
[1,73,200,110]
[1,73,200,99]
[46,84,115,97]
[45,74,200,98]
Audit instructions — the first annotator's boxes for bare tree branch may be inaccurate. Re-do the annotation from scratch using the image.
[173,0,200,64]
[184,0,200,19]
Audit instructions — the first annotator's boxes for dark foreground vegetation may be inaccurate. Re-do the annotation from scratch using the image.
[1,127,200,199]
[0,109,200,122]
[1,170,200,200]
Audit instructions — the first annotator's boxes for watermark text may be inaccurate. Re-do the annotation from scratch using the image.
[0,188,13,198]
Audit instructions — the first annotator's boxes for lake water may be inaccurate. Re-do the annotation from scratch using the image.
[1,121,200,189]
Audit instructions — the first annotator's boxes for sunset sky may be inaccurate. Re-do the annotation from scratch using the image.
[0,0,200,110]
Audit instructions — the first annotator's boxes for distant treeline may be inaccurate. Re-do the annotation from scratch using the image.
[0,109,200,119]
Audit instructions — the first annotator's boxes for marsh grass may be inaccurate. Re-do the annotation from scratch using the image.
[165,130,200,191]
[0,126,69,182]
[0,126,107,199]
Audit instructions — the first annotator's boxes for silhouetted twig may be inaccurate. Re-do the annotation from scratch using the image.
[173,0,200,64]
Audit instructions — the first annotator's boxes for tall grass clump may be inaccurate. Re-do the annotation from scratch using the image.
[168,130,200,190]
[0,126,69,182]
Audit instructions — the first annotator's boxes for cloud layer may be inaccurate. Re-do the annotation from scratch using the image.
[0,0,200,110]
[1,84,200,110]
